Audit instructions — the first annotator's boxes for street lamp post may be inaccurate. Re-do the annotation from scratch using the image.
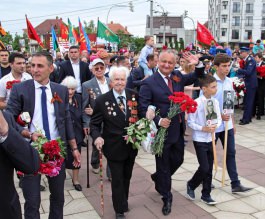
[106,2,134,25]
[183,10,196,47]
[155,4,168,46]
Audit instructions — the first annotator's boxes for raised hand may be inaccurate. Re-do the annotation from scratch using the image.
[182,52,199,66]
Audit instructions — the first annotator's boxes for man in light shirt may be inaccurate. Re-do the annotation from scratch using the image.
[58,45,92,93]
[0,53,32,109]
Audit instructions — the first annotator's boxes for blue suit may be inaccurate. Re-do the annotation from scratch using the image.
[138,67,204,200]
[237,55,257,123]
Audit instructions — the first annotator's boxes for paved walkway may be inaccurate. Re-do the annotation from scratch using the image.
[17,111,265,218]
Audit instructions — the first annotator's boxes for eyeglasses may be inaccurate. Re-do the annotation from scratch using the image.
[94,66,105,71]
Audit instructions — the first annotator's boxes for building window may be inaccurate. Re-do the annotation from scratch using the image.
[233,2,240,13]
[261,30,265,39]
[246,3,253,13]
[232,16,240,26]
[244,30,252,40]
[222,1,228,10]
[222,15,227,23]
[221,28,227,36]
[262,17,265,27]
[232,30,239,39]
[245,16,253,27]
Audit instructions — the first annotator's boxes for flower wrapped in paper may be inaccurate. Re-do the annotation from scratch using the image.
[256,66,265,78]
[152,92,198,156]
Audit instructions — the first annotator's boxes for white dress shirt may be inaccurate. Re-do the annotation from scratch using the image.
[113,89,127,112]
[188,95,222,143]
[30,81,60,140]
[96,77,109,94]
[213,74,234,133]
[71,60,81,93]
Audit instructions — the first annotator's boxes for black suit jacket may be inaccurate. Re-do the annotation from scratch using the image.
[0,112,39,219]
[69,93,84,145]
[138,67,204,144]
[58,60,92,84]
[90,89,138,161]
[6,79,75,144]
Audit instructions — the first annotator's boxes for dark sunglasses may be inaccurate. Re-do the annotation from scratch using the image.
[94,66,104,71]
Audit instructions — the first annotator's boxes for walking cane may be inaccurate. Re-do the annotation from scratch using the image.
[86,134,90,188]
[99,149,104,217]
[222,121,229,186]
[211,132,218,178]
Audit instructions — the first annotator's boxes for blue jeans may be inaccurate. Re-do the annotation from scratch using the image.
[215,129,240,188]
[139,61,153,76]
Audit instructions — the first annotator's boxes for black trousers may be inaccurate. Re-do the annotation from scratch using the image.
[154,134,185,200]
[108,153,136,214]
[188,141,213,198]
[257,78,265,116]
[21,162,66,219]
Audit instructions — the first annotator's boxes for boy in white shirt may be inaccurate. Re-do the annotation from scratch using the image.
[187,75,222,205]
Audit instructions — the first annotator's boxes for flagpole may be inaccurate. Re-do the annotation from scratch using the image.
[96,17,99,52]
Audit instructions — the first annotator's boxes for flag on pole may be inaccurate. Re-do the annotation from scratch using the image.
[0,22,7,37]
[68,18,79,45]
[0,40,6,50]
[51,26,59,57]
[60,22,69,40]
[97,20,120,44]
[26,16,44,48]
[196,22,217,46]
[78,18,91,52]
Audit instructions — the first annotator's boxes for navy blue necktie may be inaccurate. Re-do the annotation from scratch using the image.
[40,86,51,140]
[118,96,126,114]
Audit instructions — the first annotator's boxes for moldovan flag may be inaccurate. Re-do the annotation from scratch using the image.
[0,22,7,37]
[97,20,120,44]
[197,22,217,46]
[60,22,69,40]
[51,26,59,57]
[26,16,44,48]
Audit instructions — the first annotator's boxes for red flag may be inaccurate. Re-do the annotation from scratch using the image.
[73,28,80,43]
[60,22,68,40]
[26,16,44,48]
[78,19,87,52]
[196,22,217,46]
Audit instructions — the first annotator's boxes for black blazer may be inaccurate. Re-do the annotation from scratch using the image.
[58,60,92,84]
[69,93,84,144]
[90,89,138,161]
[6,79,75,144]
[0,112,39,219]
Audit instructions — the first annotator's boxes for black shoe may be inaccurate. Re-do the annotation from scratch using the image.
[162,198,172,216]
[232,184,252,193]
[116,213,125,219]
[201,196,217,205]
[151,173,162,195]
[239,121,249,125]
[186,183,195,201]
[73,183,82,191]
[256,116,261,120]
[40,185,46,191]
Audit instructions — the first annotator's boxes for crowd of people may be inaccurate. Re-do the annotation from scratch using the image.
[0,36,263,219]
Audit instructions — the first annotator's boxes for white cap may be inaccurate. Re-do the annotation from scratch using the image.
[91,58,105,66]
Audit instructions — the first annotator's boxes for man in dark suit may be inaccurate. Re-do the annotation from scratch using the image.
[237,47,258,125]
[82,58,111,177]
[206,99,218,120]
[7,51,81,219]
[223,91,234,110]
[58,45,92,93]
[0,110,39,219]
[138,50,204,216]
[90,66,154,219]
[131,54,158,91]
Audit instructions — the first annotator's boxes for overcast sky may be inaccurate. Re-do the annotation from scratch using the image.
[1,0,208,37]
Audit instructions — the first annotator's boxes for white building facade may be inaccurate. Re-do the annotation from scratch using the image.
[208,0,265,46]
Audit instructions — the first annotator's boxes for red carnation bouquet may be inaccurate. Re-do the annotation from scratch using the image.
[32,137,66,177]
[256,66,265,78]
[152,92,197,156]
[239,59,245,69]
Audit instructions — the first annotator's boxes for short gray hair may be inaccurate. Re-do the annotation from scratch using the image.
[109,66,130,81]
[61,76,78,89]
[159,49,177,60]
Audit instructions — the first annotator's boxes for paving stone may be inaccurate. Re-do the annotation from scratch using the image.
[252,210,265,219]
[216,199,258,214]
[69,189,85,199]
[241,193,265,211]
[212,211,256,219]
[64,198,94,215]
[64,210,101,219]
